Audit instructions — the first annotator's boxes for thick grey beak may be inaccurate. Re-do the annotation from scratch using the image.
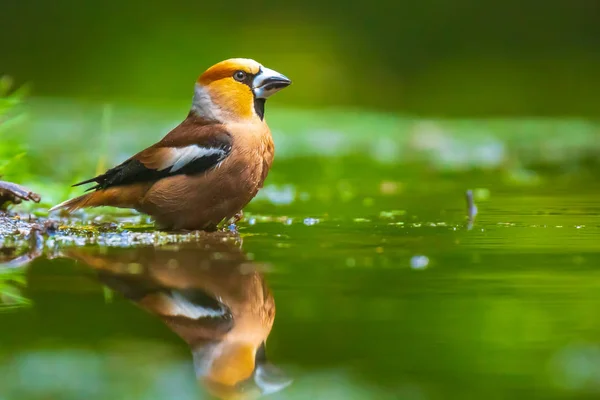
[254,363,293,395]
[253,66,291,99]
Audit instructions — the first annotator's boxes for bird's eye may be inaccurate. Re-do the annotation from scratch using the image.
[233,71,247,82]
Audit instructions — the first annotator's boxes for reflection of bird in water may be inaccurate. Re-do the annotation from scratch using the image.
[65,233,292,399]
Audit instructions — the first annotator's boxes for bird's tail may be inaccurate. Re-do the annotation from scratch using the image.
[49,193,96,213]
[49,186,145,214]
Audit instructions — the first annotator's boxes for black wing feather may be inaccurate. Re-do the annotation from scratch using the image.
[73,142,231,191]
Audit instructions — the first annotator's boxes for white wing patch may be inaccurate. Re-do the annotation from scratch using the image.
[163,291,226,319]
[159,145,225,172]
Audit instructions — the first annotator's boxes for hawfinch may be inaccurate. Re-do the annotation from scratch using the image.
[65,235,292,399]
[50,58,291,230]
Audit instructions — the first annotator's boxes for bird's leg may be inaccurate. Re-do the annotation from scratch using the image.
[219,210,244,233]
[232,210,244,224]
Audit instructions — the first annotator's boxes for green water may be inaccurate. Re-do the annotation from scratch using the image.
[2,101,600,399]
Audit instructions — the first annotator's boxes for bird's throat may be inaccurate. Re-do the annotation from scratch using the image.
[254,98,266,121]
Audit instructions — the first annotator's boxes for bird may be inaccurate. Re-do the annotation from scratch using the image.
[64,235,292,399]
[49,58,291,230]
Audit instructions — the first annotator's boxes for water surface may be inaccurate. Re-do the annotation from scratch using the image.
[2,103,600,399]
[2,174,600,400]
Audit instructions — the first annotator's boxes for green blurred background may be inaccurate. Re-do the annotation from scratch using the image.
[4,2,600,399]
[2,0,600,116]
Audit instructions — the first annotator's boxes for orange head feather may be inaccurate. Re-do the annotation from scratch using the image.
[192,58,291,123]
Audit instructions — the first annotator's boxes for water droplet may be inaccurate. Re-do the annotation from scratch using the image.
[303,218,319,226]
[410,255,429,270]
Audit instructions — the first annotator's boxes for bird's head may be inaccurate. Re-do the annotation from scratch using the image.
[192,58,291,123]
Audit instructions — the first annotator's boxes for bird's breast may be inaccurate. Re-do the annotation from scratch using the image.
[227,123,275,191]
